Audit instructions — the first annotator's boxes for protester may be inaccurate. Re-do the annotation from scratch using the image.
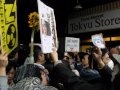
[6,61,16,88]
[50,48,113,90]
[62,52,80,76]
[13,64,57,90]
[101,48,114,70]
[0,49,12,90]
[13,45,57,90]
[76,52,101,81]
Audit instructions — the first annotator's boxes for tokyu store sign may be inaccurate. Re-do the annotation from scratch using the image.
[68,9,120,34]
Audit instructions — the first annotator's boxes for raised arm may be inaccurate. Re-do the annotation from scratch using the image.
[0,48,12,90]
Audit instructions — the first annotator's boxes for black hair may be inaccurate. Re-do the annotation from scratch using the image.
[6,61,16,74]
[34,46,42,63]
[78,52,89,61]
[67,52,75,59]
[78,52,92,68]
[16,44,28,67]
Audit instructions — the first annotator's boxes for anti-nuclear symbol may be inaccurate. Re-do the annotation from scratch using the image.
[6,24,16,49]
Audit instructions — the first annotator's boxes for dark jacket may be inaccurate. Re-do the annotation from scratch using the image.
[51,63,113,90]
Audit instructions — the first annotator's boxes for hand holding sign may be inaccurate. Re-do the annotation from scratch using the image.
[92,46,105,69]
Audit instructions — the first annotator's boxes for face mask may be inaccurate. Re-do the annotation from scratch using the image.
[107,59,114,70]
[70,64,75,70]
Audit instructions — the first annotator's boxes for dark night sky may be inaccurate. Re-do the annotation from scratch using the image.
[17,0,70,45]
[17,0,120,45]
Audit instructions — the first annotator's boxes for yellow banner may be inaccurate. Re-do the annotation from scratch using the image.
[0,0,18,54]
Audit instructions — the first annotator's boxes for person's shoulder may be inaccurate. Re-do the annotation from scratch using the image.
[0,87,13,90]
[8,87,13,90]
[0,76,13,90]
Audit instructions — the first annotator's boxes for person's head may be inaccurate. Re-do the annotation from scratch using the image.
[17,44,27,67]
[14,64,48,86]
[63,52,75,69]
[34,46,45,64]
[110,46,120,54]
[63,52,75,64]
[79,52,89,67]
[102,48,114,70]
[6,62,16,85]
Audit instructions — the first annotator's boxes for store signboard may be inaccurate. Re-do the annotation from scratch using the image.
[68,9,120,34]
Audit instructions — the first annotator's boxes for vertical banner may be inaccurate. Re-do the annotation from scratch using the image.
[37,0,57,53]
[0,0,18,54]
[65,37,80,52]
[91,33,105,49]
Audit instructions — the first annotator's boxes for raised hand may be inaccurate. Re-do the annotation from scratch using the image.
[93,47,102,62]
[0,48,8,76]
[50,48,58,64]
[92,47,105,69]
[0,51,8,68]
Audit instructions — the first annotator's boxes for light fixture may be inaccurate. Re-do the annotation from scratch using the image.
[74,0,82,9]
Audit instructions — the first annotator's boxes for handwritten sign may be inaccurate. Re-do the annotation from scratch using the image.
[37,0,57,53]
[65,37,80,52]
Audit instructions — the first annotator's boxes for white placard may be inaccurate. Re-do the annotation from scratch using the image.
[37,0,57,53]
[92,34,105,49]
[65,37,80,52]
[68,9,120,34]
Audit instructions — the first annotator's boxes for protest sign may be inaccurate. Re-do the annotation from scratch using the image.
[37,0,57,53]
[0,0,18,54]
[65,37,80,52]
[92,33,105,49]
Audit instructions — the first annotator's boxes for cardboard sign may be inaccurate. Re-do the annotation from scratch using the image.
[0,0,18,54]
[37,0,57,53]
[92,33,105,49]
[65,37,80,52]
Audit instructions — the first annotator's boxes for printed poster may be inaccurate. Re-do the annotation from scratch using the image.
[37,0,57,53]
[92,33,105,49]
[65,37,80,52]
[0,0,18,54]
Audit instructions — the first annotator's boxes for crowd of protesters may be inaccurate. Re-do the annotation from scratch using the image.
[0,44,120,90]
